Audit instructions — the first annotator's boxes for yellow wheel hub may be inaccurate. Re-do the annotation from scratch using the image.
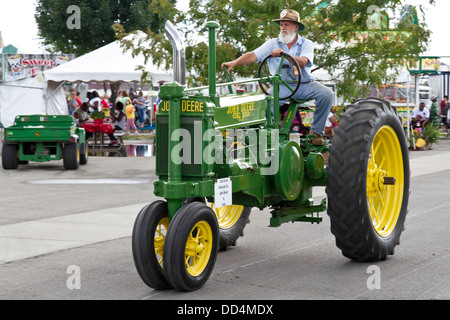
[211,204,244,230]
[154,217,169,268]
[366,126,404,237]
[185,221,213,276]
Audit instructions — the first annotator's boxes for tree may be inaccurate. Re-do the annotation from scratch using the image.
[35,0,166,55]
[117,0,434,103]
[35,0,170,102]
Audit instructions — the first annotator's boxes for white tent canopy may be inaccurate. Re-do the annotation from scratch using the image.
[0,74,67,128]
[0,34,173,128]
[44,34,173,83]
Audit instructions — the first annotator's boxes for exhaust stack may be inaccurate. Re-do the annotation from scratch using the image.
[165,21,186,86]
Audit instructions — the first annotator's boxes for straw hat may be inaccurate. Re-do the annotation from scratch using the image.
[272,9,305,32]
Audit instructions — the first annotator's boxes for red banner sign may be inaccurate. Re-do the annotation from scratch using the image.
[3,53,76,82]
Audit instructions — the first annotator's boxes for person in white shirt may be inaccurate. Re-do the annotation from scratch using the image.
[411,102,429,131]
[89,91,102,113]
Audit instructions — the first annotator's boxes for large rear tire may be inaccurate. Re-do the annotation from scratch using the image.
[326,98,410,261]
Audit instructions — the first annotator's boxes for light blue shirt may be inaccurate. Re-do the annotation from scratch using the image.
[253,36,315,83]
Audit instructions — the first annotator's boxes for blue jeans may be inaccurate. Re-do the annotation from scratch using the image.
[136,107,146,125]
[272,81,334,136]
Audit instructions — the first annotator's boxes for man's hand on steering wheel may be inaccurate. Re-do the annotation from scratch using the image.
[270,48,285,57]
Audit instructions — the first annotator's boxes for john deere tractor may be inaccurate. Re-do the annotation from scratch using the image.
[131,21,410,291]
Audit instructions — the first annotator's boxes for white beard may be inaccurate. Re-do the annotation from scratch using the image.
[278,30,297,44]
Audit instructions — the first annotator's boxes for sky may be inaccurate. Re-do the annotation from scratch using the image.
[0,0,449,57]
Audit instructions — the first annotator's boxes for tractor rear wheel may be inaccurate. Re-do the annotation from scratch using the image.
[326,98,410,261]
[211,204,251,251]
[132,200,172,290]
[163,202,219,291]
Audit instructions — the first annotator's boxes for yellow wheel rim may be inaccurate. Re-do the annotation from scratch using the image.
[210,204,244,230]
[154,217,169,268]
[366,126,404,237]
[185,221,213,276]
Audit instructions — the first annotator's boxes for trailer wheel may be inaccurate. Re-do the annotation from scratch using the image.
[79,142,88,165]
[163,202,219,291]
[326,98,410,261]
[2,144,19,170]
[132,201,172,290]
[63,143,80,170]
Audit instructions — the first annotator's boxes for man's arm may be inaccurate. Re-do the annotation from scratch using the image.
[221,52,257,72]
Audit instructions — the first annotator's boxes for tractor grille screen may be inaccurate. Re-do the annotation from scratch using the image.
[156,116,203,176]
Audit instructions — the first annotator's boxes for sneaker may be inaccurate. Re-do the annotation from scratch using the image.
[309,129,324,146]
[133,132,139,135]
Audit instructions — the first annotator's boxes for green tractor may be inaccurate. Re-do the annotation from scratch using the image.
[132,21,410,291]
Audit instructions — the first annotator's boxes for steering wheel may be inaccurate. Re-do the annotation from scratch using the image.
[257,52,301,101]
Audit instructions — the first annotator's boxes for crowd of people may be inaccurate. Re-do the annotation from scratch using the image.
[67,87,152,131]
[411,95,450,133]
[67,88,152,146]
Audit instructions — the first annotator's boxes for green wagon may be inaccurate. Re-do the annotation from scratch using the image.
[2,115,88,170]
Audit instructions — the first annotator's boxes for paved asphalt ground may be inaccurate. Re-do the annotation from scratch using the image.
[0,129,448,302]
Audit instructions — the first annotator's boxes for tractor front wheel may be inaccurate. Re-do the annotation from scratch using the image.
[132,201,172,290]
[163,202,219,291]
[185,198,251,251]
[326,98,410,261]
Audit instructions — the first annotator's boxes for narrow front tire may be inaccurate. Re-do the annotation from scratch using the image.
[163,202,219,291]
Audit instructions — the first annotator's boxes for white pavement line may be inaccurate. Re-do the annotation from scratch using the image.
[0,203,147,264]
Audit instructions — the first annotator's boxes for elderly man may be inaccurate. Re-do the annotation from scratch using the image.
[222,9,334,146]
